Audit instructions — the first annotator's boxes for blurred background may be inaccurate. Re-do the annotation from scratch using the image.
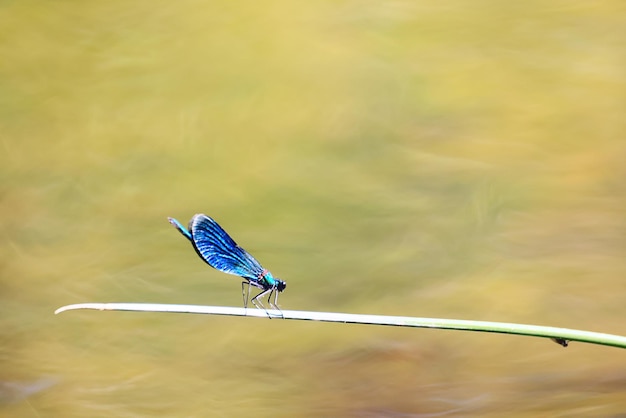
[1,1,625,416]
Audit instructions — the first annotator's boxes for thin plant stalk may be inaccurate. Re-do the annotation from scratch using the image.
[55,303,626,349]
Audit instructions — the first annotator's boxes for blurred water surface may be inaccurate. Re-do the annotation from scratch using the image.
[1,1,625,416]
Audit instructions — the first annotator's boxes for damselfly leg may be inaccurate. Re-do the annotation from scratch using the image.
[267,289,284,318]
[251,288,283,318]
[241,281,251,309]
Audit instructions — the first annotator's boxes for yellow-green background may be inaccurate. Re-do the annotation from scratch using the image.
[1,1,624,416]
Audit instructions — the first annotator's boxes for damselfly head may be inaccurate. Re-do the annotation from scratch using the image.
[276,280,286,292]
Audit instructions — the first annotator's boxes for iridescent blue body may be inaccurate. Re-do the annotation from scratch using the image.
[168,214,286,310]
